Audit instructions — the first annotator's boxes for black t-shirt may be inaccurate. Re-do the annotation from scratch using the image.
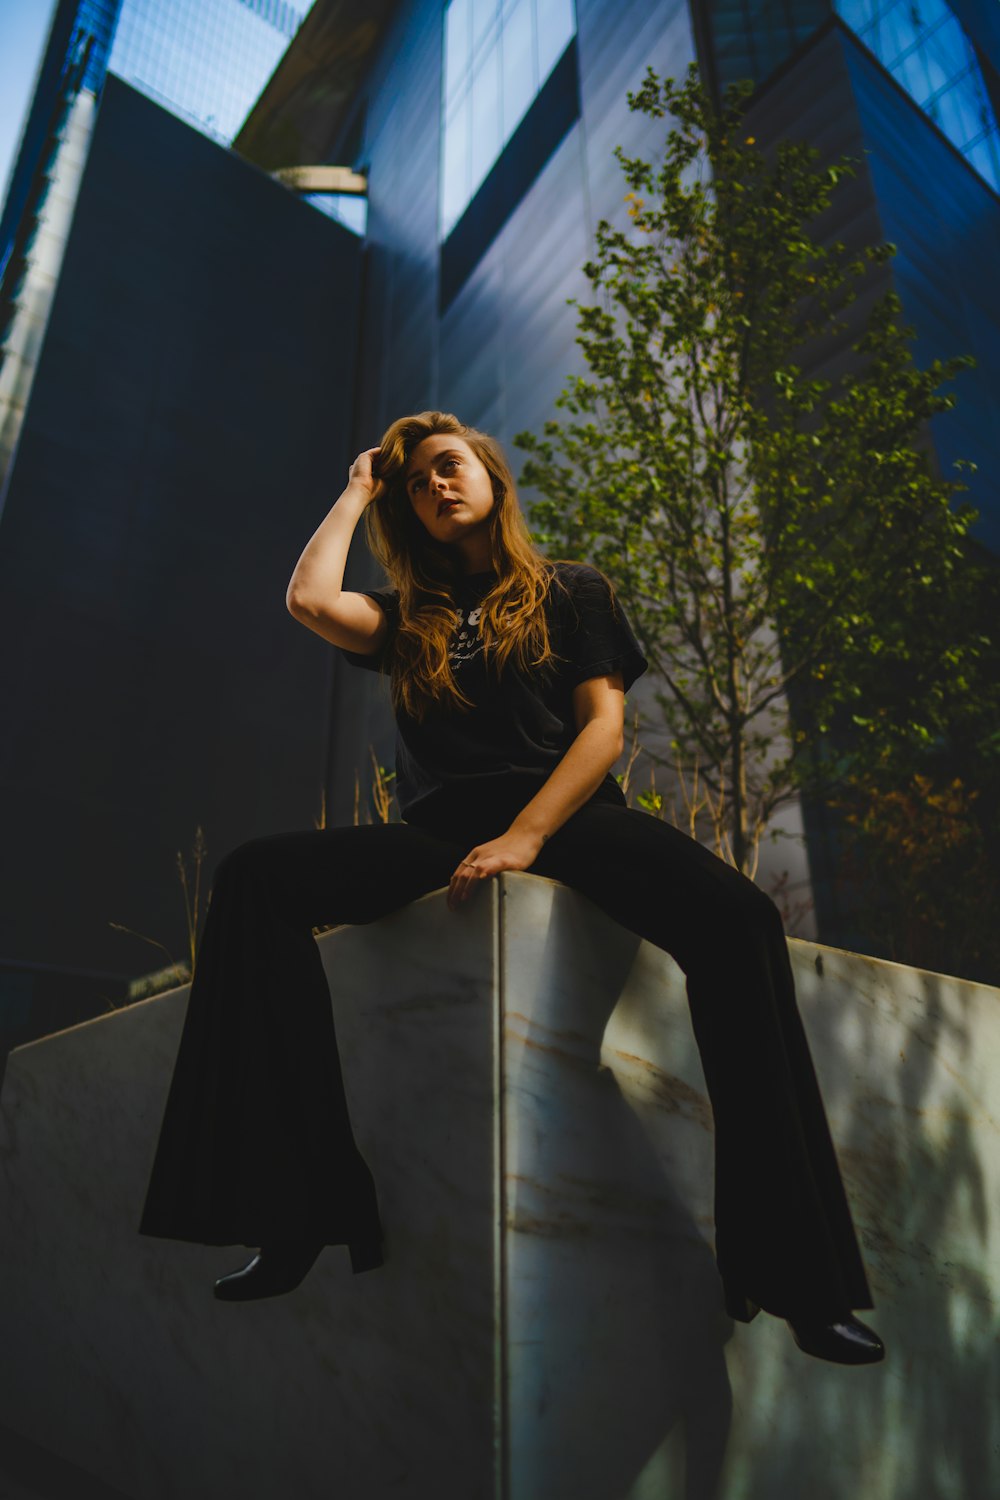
[337,561,648,822]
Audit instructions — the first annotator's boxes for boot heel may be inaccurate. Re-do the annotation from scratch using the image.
[349,1235,384,1274]
[723,1286,762,1323]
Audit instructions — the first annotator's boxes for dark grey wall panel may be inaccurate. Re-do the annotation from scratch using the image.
[0,74,362,977]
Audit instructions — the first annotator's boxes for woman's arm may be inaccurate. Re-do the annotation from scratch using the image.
[286,447,383,611]
[446,676,626,909]
[510,670,626,845]
[507,717,624,848]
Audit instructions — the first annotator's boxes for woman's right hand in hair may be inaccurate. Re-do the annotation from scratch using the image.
[347,447,386,506]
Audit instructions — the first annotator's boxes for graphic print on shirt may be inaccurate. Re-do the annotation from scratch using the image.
[449,603,485,667]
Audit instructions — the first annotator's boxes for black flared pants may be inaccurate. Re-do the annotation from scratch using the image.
[138,779,874,1322]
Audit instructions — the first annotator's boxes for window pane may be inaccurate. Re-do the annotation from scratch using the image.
[303,193,368,236]
[921,30,955,95]
[918,0,956,32]
[333,195,368,236]
[470,41,501,195]
[536,0,574,82]
[471,0,499,55]
[894,45,931,100]
[442,89,471,235]
[837,0,873,32]
[445,0,471,104]
[965,133,1000,189]
[881,3,916,66]
[928,14,967,76]
[935,75,980,145]
[502,0,534,142]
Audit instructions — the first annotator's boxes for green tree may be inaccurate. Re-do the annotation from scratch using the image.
[823,548,1000,980]
[514,61,991,891]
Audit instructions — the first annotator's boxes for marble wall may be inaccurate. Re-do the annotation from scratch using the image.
[1,871,997,1498]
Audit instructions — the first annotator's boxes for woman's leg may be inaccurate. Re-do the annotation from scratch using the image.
[138,821,466,1250]
[528,800,874,1324]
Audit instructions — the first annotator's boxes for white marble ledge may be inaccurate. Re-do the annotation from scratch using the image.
[0,870,996,1500]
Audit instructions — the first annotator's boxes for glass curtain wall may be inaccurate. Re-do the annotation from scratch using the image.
[440,0,576,238]
[108,0,309,145]
[835,0,1000,188]
[707,0,999,192]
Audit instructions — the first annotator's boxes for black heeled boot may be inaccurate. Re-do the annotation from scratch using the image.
[213,1232,383,1301]
[724,1282,885,1364]
[213,1238,326,1301]
[785,1311,886,1365]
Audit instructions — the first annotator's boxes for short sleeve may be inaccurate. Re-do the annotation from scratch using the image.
[336,588,399,674]
[560,566,648,693]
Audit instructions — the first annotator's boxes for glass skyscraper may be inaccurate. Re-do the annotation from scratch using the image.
[706,0,1000,191]
[834,0,1000,188]
[108,0,307,146]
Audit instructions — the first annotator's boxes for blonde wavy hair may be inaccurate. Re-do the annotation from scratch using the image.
[360,410,587,723]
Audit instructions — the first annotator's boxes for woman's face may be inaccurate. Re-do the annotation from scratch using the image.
[404,433,497,569]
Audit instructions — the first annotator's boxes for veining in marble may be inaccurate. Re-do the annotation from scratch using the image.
[1,870,998,1499]
[498,875,1000,1500]
[0,885,500,1500]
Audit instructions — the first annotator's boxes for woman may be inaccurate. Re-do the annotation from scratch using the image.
[138,410,884,1366]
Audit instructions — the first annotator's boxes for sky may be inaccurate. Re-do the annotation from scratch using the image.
[0,1,58,216]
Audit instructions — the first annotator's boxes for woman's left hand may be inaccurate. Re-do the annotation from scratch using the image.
[447,828,545,911]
